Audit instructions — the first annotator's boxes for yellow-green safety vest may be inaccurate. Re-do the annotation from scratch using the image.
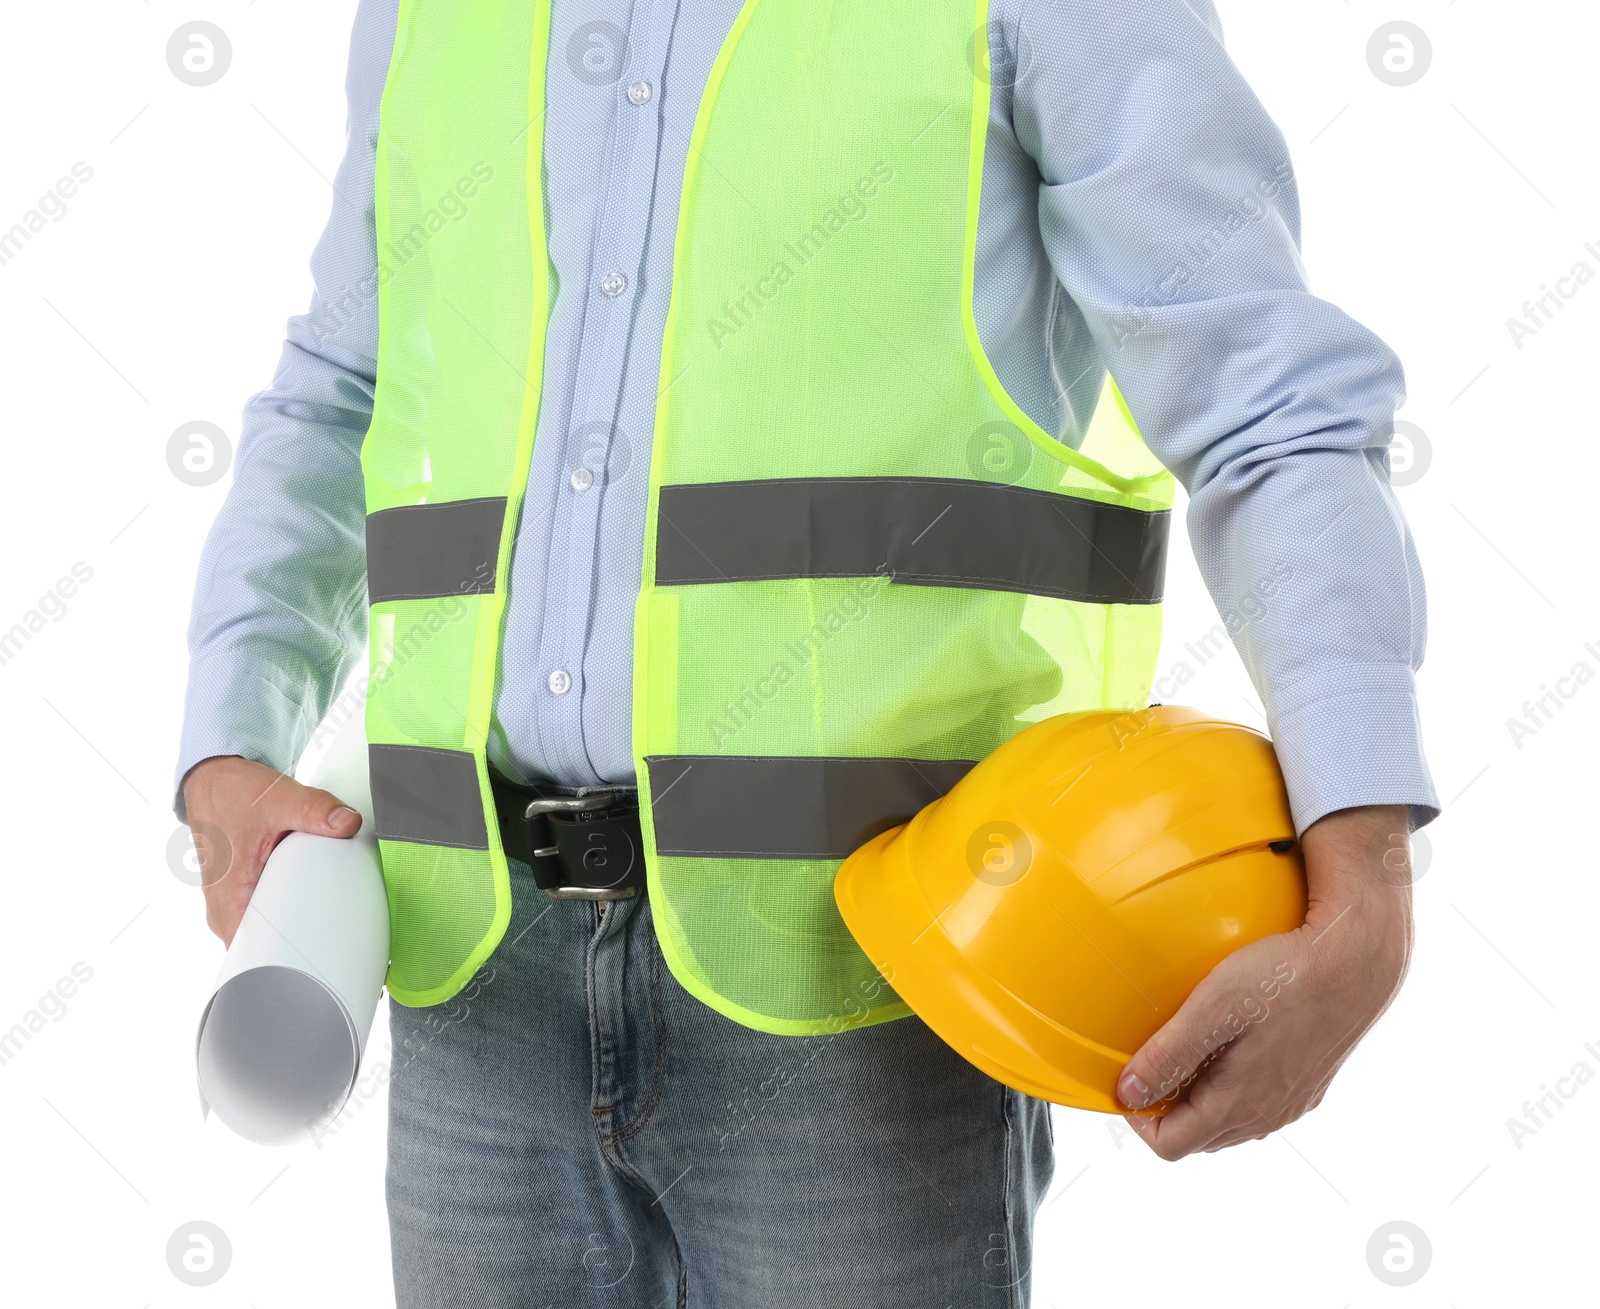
[361,0,1176,1033]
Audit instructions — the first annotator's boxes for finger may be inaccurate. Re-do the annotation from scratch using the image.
[1124,1051,1258,1160]
[1123,1097,1230,1160]
[195,766,362,945]
[1196,1088,1280,1153]
[1116,949,1274,1112]
[1201,1129,1272,1154]
[282,783,363,837]
[1200,1073,1338,1153]
[209,787,359,923]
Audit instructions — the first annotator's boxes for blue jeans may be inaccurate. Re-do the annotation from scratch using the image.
[386,856,1054,1308]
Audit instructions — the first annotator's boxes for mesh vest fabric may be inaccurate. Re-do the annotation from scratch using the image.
[362,0,1176,1025]
[361,0,551,1005]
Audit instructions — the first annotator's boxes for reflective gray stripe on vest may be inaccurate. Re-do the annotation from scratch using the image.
[655,476,1168,604]
[368,743,489,849]
[645,754,977,859]
[365,497,505,604]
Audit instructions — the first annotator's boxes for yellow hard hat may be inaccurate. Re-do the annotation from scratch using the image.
[834,705,1307,1116]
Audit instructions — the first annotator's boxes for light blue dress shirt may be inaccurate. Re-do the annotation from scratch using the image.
[174,0,1440,837]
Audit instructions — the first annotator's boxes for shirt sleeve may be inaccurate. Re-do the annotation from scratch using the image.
[171,0,399,822]
[1009,0,1440,835]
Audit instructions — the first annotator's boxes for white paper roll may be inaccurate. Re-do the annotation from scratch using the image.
[194,720,390,1146]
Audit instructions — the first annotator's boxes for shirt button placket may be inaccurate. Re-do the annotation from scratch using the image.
[545,11,666,775]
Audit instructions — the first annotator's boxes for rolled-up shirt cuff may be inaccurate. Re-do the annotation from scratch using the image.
[1265,660,1441,839]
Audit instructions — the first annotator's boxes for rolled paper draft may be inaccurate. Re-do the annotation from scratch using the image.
[194,721,390,1146]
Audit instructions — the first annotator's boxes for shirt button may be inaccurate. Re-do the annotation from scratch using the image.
[600,271,627,298]
[547,669,572,695]
[627,80,652,106]
[570,466,594,491]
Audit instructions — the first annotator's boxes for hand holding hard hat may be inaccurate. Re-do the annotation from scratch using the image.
[834,704,1308,1118]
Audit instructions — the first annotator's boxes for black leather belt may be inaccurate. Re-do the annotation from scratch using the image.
[489,771,645,900]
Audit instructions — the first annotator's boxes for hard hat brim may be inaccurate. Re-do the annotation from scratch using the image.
[835,808,1168,1118]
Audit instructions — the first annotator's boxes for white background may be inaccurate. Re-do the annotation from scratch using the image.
[1,1,1595,1304]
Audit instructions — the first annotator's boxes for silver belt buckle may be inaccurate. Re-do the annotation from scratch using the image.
[524,792,639,901]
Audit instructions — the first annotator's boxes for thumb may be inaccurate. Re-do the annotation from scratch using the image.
[285,784,364,839]
[1116,947,1268,1111]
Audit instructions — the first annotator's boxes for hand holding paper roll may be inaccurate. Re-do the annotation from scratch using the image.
[189,724,391,1146]
[182,757,364,947]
